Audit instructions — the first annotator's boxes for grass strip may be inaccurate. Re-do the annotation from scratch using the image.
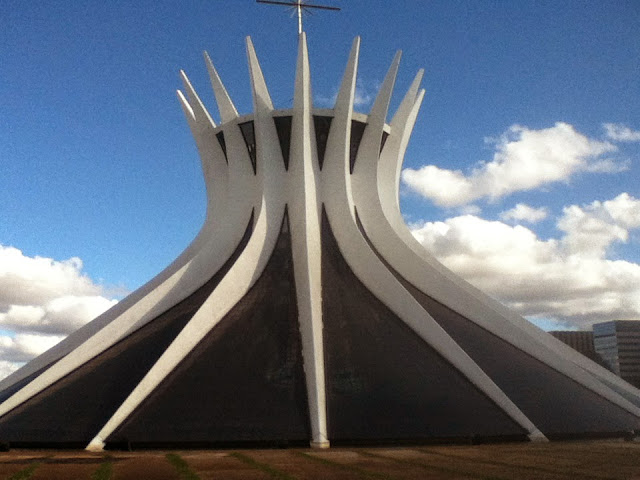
[7,463,39,480]
[295,451,397,480]
[90,456,113,480]
[360,450,505,480]
[165,453,200,480]
[419,448,619,480]
[231,452,297,480]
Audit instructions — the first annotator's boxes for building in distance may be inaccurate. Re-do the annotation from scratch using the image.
[594,321,640,389]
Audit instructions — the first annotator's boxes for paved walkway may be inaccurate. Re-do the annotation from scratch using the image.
[0,441,639,479]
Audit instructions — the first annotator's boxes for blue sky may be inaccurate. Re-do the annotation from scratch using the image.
[1,1,639,375]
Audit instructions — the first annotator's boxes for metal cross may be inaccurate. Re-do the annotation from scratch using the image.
[256,0,340,35]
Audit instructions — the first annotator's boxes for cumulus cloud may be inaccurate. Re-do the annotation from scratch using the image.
[0,295,116,335]
[603,123,640,142]
[0,245,117,379]
[0,333,65,364]
[558,193,640,258]
[410,193,640,329]
[402,123,622,207]
[0,246,103,308]
[500,204,548,223]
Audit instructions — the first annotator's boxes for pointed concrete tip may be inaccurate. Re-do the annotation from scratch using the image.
[412,69,425,93]
[245,37,259,72]
[245,36,274,111]
[297,30,309,63]
[334,37,361,111]
[176,90,195,120]
[179,70,192,90]
[369,49,402,120]
[204,49,239,123]
[352,36,361,55]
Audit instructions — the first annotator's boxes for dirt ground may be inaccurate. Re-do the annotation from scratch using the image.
[1,440,639,480]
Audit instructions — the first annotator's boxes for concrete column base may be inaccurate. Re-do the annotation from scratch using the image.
[310,440,330,449]
[85,436,105,452]
[528,430,549,442]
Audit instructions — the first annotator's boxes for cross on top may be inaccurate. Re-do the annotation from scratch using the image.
[256,0,340,35]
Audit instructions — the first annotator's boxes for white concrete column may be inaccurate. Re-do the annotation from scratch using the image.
[288,32,329,449]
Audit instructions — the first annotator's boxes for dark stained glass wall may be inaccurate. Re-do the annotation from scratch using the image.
[108,216,311,447]
[0,217,254,447]
[402,281,640,438]
[321,212,527,443]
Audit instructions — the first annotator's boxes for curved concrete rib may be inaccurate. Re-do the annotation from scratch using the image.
[0,83,221,392]
[374,79,640,414]
[352,49,400,179]
[0,60,253,420]
[321,42,544,441]
[5,35,639,450]
[383,68,423,212]
[88,39,288,450]
[288,33,329,448]
[204,51,239,124]
[381,85,640,404]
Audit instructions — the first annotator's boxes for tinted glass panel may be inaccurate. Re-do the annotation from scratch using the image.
[216,131,228,163]
[313,116,332,170]
[349,120,366,174]
[274,116,292,170]
[238,121,257,174]
[380,131,389,154]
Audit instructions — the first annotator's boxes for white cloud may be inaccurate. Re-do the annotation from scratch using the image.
[0,246,103,308]
[0,245,117,378]
[402,123,621,207]
[0,361,21,381]
[0,333,65,363]
[458,204,482,216]
[0,295,116,335]
[410,193,640,329]
[559,193,640,258]
[315,78,379,108]
[500,204,548,223]
[603,123,640,142]
[585,157,631,173]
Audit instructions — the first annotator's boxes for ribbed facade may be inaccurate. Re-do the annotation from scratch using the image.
[0,35,639,450]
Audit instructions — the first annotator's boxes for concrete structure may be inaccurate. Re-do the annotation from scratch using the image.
[0,35,640,450]
[549,331,608,368]
[594,321,640,389]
